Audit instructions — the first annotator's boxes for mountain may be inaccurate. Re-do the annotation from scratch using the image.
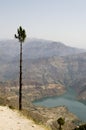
[20,38,85,59]
[0,38,84,61]
[0,38,86,101]
[0,38,86,127]
[0,38,85,83]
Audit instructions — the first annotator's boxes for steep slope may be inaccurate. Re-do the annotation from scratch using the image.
[0,39,86,101]
[0,106,46,130]
[1,53,86,101]
[0,38,85,81]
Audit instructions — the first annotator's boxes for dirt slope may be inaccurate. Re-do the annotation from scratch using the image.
[0,106,46,130]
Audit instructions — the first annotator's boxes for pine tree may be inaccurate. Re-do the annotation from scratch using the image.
[15,26,26,110]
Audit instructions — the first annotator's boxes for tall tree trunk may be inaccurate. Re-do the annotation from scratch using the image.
[19,42,22,110]
[59,124,62,130]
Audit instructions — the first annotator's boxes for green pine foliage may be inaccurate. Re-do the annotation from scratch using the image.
[57,117,65,130]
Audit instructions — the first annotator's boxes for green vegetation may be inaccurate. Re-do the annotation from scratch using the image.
[15,26,26,110]
[57,117,65,130]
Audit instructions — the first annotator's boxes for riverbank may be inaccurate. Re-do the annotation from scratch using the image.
[33,87,86,122]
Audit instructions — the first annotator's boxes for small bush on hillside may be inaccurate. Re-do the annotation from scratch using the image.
[8,105,15,109]
[57,117,65,130]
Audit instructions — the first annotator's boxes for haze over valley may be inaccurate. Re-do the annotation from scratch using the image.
[0,39,86,100]
[0,38,86,129]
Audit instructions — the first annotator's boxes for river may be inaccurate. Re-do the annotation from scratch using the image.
[33,87,86,122]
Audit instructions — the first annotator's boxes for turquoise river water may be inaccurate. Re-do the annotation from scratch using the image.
[33,87,86,122]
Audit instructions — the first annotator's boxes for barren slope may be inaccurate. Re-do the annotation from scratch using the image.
[0,106,46,130]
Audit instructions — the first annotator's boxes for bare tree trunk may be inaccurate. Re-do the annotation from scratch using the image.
[19,42,22,110]
[59,125,62,130]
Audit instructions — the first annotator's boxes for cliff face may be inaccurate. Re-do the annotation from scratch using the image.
[22,54,86,101]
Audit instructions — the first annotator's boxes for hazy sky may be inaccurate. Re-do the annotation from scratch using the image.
[0,0,86,48]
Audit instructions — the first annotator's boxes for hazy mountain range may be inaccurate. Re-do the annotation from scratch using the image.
[0,38,86,101]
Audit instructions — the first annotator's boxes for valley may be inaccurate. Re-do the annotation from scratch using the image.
[0,39,86,129]
[33,87,86,122]
[0,39,86,103]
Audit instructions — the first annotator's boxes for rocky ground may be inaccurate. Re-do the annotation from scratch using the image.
[21,105,78,130]
[0,106,47,130]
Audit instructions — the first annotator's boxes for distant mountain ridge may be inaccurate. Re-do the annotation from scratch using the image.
[0,38,85,61]
[23,38,85,59]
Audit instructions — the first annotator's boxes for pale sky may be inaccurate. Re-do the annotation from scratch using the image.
[0,0,86,48]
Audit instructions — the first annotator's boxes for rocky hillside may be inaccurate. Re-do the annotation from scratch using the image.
[0,104,79,130]
[0,38,84,61]
[0,39,86,101]
[0,38,86,129]
[0,106,46,130]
